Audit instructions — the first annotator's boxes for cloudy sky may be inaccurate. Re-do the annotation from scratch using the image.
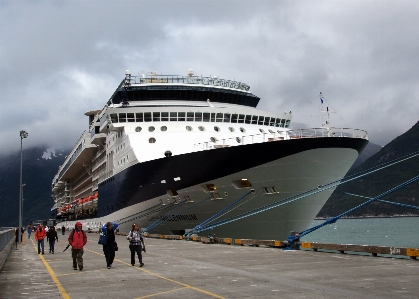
[1,0,418,155]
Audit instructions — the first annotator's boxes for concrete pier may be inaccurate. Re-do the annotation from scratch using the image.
[0,233,418,299]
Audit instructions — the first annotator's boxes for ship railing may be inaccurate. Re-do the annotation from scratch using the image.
[287,128,368,140]
[193,128,368,151]
[124,75,250,92]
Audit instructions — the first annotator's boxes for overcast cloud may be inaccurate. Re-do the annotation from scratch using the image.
[1,0,418,155]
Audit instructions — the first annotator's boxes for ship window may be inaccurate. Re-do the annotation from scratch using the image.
[210,137,217,142]
[149,138,156,143]
[119,113,127,122]
[178,112,185,121]
[161,112,168,121]
[275,118,281,127]
[236,137,241,143]
[153,112,160,121]
[238,114,245,123]
[127,113,135,122]
[195,112,202,122]
[198,126,205,131]
[135,126,142,132]
[210,113,216,122]
[136,113,144,122]
[269,118,276,126]
[214,126,220,132]
[258,116,264,125]
[186,126,193,131]
[161,126,167,131]
[187,112,194,121]
[251,115,258,124]
[216,113,223,122]
[259,129,265,133]
[224,113,231,122]
[231,114,238,123]
[170,112,177,121]
[285,120,290,128]
[264,117,270,126]
[203,112,210,122]
[110,114,118,123]
[228,127,235,132]
[240,127,246,133]
[144,112,152,122]
[149,126,155,132]
[245,115,252,124]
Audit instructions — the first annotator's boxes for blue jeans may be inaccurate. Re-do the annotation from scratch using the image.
[37,239,44,253]
[49,240,56,253]
[28,232,31,239]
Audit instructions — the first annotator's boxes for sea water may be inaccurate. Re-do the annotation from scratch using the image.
[300,217,419,248]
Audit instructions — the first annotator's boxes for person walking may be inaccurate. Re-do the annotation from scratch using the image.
[126,223,145,267]
[34,224,46,254]
[102,222,119,269]
[68,222,87,271]
[47,226,58,253]
[27,224,33,239]
[61,225,66,236]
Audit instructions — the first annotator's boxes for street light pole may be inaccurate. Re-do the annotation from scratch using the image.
[18,130,28,245]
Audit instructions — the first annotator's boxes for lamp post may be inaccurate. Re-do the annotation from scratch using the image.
[22,183,26,223]
[18,130,28,245]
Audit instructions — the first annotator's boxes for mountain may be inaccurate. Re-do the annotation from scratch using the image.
[0,147,68,227]
[349,142,382,171]
[318,121,419,218]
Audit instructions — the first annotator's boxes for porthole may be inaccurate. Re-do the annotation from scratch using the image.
[186,126,193,131]
[164,150,172,157]
[210,137,217,143]
[149,138,156,143]
[259,129,265,133]
[149,126,155,132]
[198,126,205,131]
[236,137,241,143]
[240,127,246,133]
[161,126,167,131]
[135,126,142,132]
[214,126,220,132]
[228,127,235,132]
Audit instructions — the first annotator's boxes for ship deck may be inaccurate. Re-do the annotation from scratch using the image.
[1,233,419,299]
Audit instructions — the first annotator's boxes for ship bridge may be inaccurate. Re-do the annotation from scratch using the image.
[107,71,260,108]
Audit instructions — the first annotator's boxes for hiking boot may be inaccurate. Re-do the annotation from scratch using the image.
[140,263,144,267]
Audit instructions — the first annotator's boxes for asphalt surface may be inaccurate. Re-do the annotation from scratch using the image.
[0,233,418,299]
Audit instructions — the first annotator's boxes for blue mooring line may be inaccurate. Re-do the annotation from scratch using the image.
[283,174,419,249]
[190,151,419,236]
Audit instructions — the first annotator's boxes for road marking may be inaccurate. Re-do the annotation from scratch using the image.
[134,287,188,299]
[85,248,225,298]
[31,239,71,299]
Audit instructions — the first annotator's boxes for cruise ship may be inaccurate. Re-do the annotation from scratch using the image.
[51,69,368,240]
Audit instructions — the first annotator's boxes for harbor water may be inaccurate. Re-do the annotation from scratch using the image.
[301,217,419,248]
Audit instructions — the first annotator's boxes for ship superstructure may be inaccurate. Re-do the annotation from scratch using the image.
[51,70,368,240]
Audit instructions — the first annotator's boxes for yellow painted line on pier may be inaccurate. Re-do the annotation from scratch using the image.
[85,248,225,299]
[31,239,71,299]
[134,287,188,299]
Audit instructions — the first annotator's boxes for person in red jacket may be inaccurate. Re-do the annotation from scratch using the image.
[68,222,87,271]
[35,224,46,254]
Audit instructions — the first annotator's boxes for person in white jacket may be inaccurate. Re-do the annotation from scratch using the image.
[126,223,145,267]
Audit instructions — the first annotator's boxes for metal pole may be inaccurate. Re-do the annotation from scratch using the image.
[18,130,28,245]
